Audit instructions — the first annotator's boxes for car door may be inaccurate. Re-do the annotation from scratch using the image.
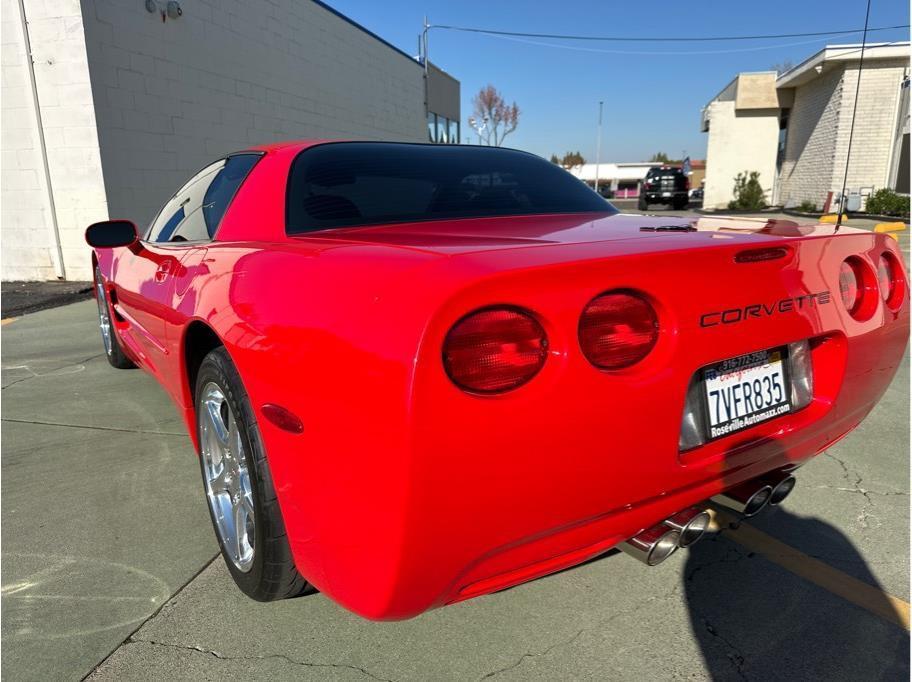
[113,155,261,380]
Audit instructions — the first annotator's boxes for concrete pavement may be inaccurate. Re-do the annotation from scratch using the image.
[1,301,215,680]
[1,219,909,679]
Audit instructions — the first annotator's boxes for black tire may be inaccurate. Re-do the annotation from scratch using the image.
[94,266,135,369]
[673,197,688,210]
[637,196,648,211]
[195,346,312,601]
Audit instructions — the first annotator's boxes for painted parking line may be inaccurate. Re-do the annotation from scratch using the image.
[708,509,910,631]
[1,317,18,326]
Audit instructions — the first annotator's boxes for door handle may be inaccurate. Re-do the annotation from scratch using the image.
[154,259,172,282]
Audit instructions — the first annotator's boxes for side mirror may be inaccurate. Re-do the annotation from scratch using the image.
[85,220,138,248]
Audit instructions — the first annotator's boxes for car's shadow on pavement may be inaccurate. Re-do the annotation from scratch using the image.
[683,507,909,680]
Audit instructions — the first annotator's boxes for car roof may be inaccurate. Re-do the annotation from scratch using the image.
[243,139,335,154]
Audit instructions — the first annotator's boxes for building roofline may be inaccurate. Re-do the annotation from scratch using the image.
[776,41,911,88]
[704,71,779,108]
[310,0,420,68]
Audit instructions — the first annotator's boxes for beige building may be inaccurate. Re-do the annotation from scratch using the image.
[701,43,910,210]
[1,0,459,281]
[700,72,783,209]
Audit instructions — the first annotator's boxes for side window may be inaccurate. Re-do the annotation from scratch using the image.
[146,154,260,243]
[199,154,261,236]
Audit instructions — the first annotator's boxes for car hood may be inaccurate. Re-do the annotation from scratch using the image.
[293,212,840,256]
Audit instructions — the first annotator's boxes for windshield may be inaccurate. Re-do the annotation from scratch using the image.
[285,142,616,233]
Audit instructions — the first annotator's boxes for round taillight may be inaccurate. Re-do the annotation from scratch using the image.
[839,260,862,314]
[579,291,659,370]
[877,253,906,309]
[443,307,548,394]
[877,255,893,301]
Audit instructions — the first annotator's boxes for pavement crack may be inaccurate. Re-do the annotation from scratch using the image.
[0,417,185,437]
[824,452,878,530]
[699,617,748,680]
[477,581,680,680]
[2,353,104,389]
[813,482,908,496]
[685,538,752,585]
[477,629,586,680]
[127,639,395,681]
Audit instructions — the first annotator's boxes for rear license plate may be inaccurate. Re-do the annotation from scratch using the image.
[662,192,672,197]
[703,348,791,440]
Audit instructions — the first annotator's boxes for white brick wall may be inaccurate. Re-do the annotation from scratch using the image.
[81,0,428,230]
[2,0,58,281]
[3,0,437,281]
[2,0,108,281]
[777,58,908,209]
[837,61,907,195]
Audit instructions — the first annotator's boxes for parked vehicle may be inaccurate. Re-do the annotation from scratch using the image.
[86,141,909,620]
[690,187,704,202]
[639,165,689,210]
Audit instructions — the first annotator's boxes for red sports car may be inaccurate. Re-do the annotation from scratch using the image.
[86,141,908,620]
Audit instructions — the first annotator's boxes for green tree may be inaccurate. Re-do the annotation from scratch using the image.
[560,151,586,169]
[728,171,767,210]
[549,154,560,164]
[649,152,671,163]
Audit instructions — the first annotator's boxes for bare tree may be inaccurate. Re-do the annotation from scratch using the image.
[469,85,520,146]
[771,60,794,75]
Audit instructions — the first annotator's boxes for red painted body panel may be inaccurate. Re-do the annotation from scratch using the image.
[93,142,909,620]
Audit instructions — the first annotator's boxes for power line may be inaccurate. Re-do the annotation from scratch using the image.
[430,23,908,43]
[481,33,864,57]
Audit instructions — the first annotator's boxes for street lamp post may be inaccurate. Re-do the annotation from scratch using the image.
[595,101,603,195]
[468,115,489,145]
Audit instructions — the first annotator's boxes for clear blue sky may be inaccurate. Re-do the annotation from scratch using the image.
[327,0,909,162]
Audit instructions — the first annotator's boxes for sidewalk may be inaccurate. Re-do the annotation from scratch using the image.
[1,280,93,319]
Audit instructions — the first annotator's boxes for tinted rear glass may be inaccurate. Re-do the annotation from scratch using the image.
[286,143,615,233]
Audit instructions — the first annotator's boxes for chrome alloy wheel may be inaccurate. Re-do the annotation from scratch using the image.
[95,272,113,356]
[199,382,255,572]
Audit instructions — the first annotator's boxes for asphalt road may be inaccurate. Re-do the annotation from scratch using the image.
[1,213,909,680]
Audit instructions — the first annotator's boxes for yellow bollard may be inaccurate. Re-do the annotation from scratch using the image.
[874,222,907,241]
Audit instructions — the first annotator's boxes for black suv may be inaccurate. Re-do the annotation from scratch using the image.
[638,166,689,210]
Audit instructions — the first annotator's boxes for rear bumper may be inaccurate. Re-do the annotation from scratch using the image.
[643,191,687,202]
[273,324,904,620]
[253,230,908,620]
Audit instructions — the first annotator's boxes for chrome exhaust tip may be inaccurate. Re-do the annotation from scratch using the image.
[663,507,711,547]
[764,474,796,506]
[712,483,773,518]
[619,524,681,566]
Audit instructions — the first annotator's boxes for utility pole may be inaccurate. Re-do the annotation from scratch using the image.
[594,101,603,195]
[421,17,429,138]
[422,16,429,76]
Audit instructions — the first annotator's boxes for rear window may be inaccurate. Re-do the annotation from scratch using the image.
[286,142,615,234]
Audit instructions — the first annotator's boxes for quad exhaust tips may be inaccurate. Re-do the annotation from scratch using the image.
[762,474,796,506]
[620,507,712,565]
[712,482,773,517]
[663,507,711,547]
[619,524,681,566]
[712,474,798,517]
[621,475,797,566]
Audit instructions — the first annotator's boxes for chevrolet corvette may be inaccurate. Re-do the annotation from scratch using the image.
[86,141,909,619]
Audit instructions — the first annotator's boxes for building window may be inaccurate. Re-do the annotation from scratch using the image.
[436,116,447,144]
[428,113,460,144]
[776,108,790,172]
